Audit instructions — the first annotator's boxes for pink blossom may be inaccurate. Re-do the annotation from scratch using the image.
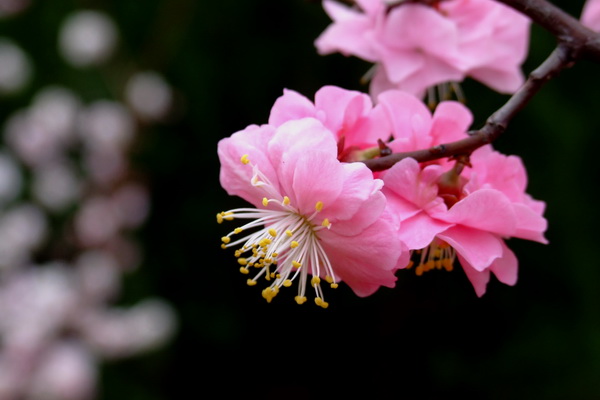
[581,0,600,31]
[383,154,547,296]
[376,89,547,296]
[217,116,407,307]
[315,0,530,97]
[377,88,473,155]
[268,85,391,160]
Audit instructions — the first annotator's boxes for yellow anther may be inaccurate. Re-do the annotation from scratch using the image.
[234,250,242,257]
[221,236,231,244]
[220,244,227,249]
[415,265,424,276]
[270,272,276,278]
[330,283,338,289]
[290,241,299,248]
[216,213,223,224]
[406,260,414,269]
[292,261,302,269]
[268,228,277,237]
[315,201,324,212]
[247,279,257,286]
[240,154,250,164]
[443,260,454,271]
[315,297,329,308]
[295,296,307,305]
[234,228,243,234]
[283,196,290,205]
[325,275,334,284]
[311,276,321,287]
[321,218,331,228]
[262,287,279,303]
[259,238,272,247]
[237,258,248,265]
[262,198,269,207]
[285,230,293,237]
[283,279,293,287]
[240,267,249,274]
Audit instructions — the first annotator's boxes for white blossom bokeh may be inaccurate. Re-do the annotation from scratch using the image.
[0,4,178,399]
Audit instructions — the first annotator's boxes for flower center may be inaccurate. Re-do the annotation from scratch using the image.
[406,238,455,276]
[216,155,337,308]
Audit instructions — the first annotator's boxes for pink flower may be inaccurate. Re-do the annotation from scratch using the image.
[376,89,547,296]
[268,85,391,160]
[217,117,406,307]
[377,88,473,155]
[581,0,600,31]
[315,0,530,97]
[382,154,547,296]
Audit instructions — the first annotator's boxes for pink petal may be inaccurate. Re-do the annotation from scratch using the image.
[397,212,452,250]
[382,158,444,209]
[217,124,279,207]
[377,90,433,147]
[321,217,403,297]
[324,162,385,229]
[383,4,459,59]
[468,67,525,94]
[314,85,370,136]
[489,241,519,286]
[268,118,343,213]
[268,89,315,127]
[512,202,548,244]
[395,58,464,96]
[582,0,600,31]
[438,189,517,236]
[315,0,379,61]
[437,225,504,271]
[429,101,473,144]
[458,254,491,297]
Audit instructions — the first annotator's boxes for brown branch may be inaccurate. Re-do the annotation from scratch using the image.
[496,0,600,61]
[364,44,575,171]
[362,0,598,172]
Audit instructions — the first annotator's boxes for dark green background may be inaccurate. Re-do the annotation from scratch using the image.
[2,0,599,398]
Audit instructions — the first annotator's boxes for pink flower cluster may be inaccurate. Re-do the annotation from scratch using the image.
[217,85,547,305]
[314,0,531,98]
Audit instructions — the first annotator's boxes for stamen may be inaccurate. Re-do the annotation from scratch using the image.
[409,239,456,276]
[218,183,337,307]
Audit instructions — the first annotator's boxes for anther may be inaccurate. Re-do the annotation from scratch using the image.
[315,201,324,212]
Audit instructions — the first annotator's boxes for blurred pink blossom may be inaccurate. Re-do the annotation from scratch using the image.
[315,0,530,97]
[582,0,600,30]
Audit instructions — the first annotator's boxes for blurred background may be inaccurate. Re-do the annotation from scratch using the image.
[0,0,599,399]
